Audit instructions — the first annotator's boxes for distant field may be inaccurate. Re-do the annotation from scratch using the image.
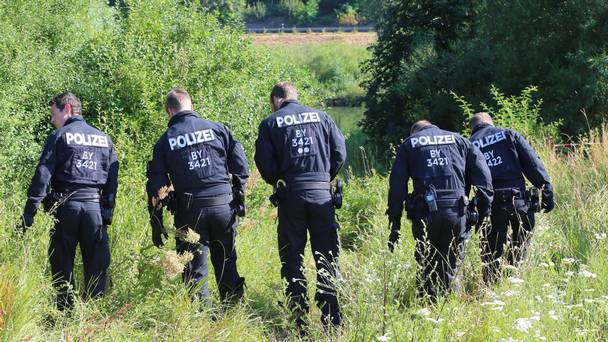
[249,32,376,46]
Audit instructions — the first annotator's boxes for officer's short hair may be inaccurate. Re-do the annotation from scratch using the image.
[270,82,298,101]
[410,120,432,134]
[49,92,81,115]
[165,88,192,113]
[469,112,493,130]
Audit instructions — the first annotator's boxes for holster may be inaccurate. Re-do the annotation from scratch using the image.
[466,196,479,229]
[494,188,522,204]
[269,180,287,207]
[526,187,540,212]
[332,180,343,209]
[42,192,61,212]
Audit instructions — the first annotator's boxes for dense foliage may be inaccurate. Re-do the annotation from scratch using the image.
[0,0,317,193]
[362,0,608,153]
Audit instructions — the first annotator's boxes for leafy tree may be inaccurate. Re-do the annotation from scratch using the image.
[362,0,608,156]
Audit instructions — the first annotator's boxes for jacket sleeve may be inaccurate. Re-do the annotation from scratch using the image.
[387,145,409,220]
[328,117,347,180]
[465,143,494,214]
[224,126,249,190]
[146,138,171,200]
[254,120,279,185]
[103,138,119,198]
[24,132,58,216]
[511,130,551,188]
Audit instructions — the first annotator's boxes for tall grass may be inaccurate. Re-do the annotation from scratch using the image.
[1,128,606,340]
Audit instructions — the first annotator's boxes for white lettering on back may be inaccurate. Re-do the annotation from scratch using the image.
[168,129,216,151]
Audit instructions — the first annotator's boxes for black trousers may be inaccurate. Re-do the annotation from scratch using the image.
[49,200,110,310]
[411,207,466,300]
[277,189,341,327]
[481,198,535,283]
[174,201,244,301]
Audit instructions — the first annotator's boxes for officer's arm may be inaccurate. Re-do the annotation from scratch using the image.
[103,139,119,198]
[465,144,494,214]
[387,145,409,220]
[254,121,278,185]
[224,126,249,190]
[328,117,347,180]
[512,131,551,188]
[146,139,171,205]
[24,133,58,216]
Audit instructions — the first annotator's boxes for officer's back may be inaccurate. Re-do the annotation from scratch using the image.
[470,115,550,191]
[255,95,346,186]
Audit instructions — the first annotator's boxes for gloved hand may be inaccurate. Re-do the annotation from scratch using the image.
[17,213,34,234]
[101,207,114,226]
[387,217,401,252]
[541,184,555,213]
[151,214,168,248]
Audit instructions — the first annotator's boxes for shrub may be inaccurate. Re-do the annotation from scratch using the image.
[336,4,359,26]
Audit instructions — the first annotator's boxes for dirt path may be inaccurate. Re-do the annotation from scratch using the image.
[248,32,376,46]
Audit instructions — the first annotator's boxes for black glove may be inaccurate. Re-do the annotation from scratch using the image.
[18,213,34,234]
[151,212,168,248]
[101,207,114,225]
[541,184,555,213]
[387,217,401,252]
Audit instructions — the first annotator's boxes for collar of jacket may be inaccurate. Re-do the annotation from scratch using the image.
[168,110,199,127]
[64,115,84,126]
[279,99,299,109]
[471,123,493,135]
[415,124,437,133]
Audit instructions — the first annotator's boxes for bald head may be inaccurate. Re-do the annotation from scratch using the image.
[469,112,493,131]
[410,120,432,134]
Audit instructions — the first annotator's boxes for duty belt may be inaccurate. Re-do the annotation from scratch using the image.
[288,181,331,191]
[179,193,233,209]
[494,188,523,202]
[53,189,101,202]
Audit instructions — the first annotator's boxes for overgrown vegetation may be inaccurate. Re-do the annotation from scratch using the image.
[1,0,608,341]
[362,0,608,153]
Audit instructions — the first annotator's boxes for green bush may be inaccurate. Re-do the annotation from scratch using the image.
[0,0,319,194]
[453,85,561,142]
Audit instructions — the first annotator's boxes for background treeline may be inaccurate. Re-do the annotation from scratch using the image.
[196,0,385,26]
[363,0,608,156]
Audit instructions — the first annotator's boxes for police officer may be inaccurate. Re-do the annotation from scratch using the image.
[387,120,493,300]
[19,92,119,310]
[469,112,554,284]
[254,82,346,330]
[146,88,248,303]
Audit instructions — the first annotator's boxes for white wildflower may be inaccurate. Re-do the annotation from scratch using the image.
[455,332,465,338]
[578,270,597,278]
[176,228,200,244]
[416,308,431,316]
[562,258,576,265]
[565,271,575,277]
[514,314,541,332]
[594,233,607,240]
[425,317,444,324]
[539,262,550,268]
[548,310,558,320]
[508,277,525,285]
[376,334,390,342]
[584,288,596,292]
[481,300,506,306]
[503,290,519,297]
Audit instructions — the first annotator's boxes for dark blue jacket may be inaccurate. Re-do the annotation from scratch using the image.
[146,110,248,198]
[470,124,551,190]
[254,100,346,185]
[24,116,119,215]
[387,125,493,219]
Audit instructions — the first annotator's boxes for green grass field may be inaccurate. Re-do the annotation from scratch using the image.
[1,130,607,341]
